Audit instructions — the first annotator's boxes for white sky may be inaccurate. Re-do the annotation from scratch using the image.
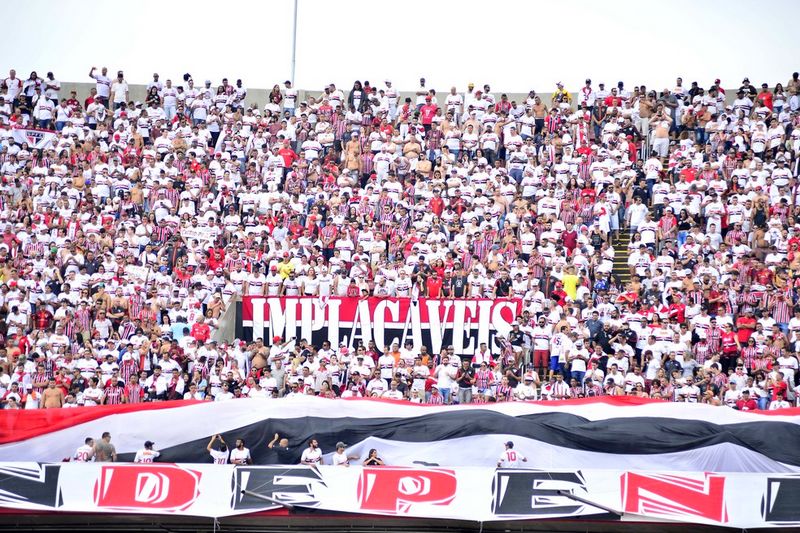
[3,0,798,93]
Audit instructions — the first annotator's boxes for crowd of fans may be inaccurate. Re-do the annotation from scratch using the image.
[0,67,799,412]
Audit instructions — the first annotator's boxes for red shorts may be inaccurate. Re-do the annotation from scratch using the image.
[533,350,550,368]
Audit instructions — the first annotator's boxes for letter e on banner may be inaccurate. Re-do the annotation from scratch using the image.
[357,467,457,514]
[93,464,202,512]
[762,477,800,524]
[621,472,727,523]
[492,470,594,517]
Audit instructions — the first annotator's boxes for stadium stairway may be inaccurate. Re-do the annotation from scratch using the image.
[611,230,631,285]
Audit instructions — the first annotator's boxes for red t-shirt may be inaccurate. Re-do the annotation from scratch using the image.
[346,284,360,298]
[429,197,445,217]
[278,147,299,168]
[190,323,211,343]
[756,91,773,110]
[772,380,788,401]
[707,289,723,315]
[562,230,578,251]
[427,277,443,298]
[420,104,438,125]
[735,316,756,343]
[668,303,686,324]
[736,398,758,411]
[680,168,697,182]
[755,268,774,286]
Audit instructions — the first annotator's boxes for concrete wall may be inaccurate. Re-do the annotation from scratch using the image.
[59,81,553,109]
[58,80,738,111]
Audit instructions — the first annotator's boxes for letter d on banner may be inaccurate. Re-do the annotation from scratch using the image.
[357,467,457,514]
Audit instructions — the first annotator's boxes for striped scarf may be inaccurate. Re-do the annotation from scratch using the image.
[129,293,144,320]
[741,346,758,371]
[120,321,137,340]
[426,393,444,405]
[104,385,123,405]
[559,204,577,225]
[120,358,139,385]
[495,384,513,401]
[124,384,146,404]
[74,308,92,332]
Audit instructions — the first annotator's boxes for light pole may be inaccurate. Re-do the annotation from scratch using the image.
[290,0,298,86]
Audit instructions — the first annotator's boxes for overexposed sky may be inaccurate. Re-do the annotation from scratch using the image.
[2,0,798,94]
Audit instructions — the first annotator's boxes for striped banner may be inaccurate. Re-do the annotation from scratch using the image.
[1,397,799,472]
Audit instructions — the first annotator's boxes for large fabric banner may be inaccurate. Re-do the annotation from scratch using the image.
[11,127,57,149]
[240,296,522,354]
[0,462,799,528]
[2,397,800,472]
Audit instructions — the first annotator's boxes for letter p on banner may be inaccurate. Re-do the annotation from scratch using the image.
[357,467,457,514]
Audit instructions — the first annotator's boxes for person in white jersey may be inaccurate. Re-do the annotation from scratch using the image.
[331,442,359,466]
[134,440,160,463]
[229,438,252,465]
[206,434,229,464]
[497,441,527,468]
[73,437,95,462]
[300,438,324,465]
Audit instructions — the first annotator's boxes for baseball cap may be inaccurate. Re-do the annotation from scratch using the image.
[336,441,347,449]
[144,440,155,447]
[273,335,281,343]
[505,441,514,448]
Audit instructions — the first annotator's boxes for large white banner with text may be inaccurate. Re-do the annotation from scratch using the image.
[0,463,798,528]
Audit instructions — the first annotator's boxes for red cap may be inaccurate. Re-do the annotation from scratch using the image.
[273,335,282,343]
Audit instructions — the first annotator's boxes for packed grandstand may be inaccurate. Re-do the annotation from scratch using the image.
[0,68,799,411]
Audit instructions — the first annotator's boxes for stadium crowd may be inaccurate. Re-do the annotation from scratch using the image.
[0,67,800,411]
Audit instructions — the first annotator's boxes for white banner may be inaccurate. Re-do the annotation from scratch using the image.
[181,226,217,244]
[124,264,152,283]
[0,463,797,528]
[12,127,57,149]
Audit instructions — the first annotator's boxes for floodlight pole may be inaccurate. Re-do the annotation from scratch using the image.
[290,0,298,86]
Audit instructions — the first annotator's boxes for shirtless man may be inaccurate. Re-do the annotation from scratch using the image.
[94,432,117,462]
[92,284,112,311]
[42,379,64,408]
[107,288,129,325]
[532,96,548,136]
[649,104,672,159]
[251,344,269,371]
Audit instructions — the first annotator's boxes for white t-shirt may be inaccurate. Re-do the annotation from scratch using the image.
[497,448,526,468]
[73,444,95,462]
[111,81,128,103]
[300,447,323,464]
[230,447,251,464]
[332,450,350,466]
[210,449,229,464]
[134,448,161,463]
[92,73,111,98]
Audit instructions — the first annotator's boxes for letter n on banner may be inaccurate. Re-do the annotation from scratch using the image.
[620,472,727,523]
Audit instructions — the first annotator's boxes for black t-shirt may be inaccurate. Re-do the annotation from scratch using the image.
[505,366,522,388]
[456,366,475,388]
[495,277,512,297]
[273,446,294,464]
[451,276,468,298]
